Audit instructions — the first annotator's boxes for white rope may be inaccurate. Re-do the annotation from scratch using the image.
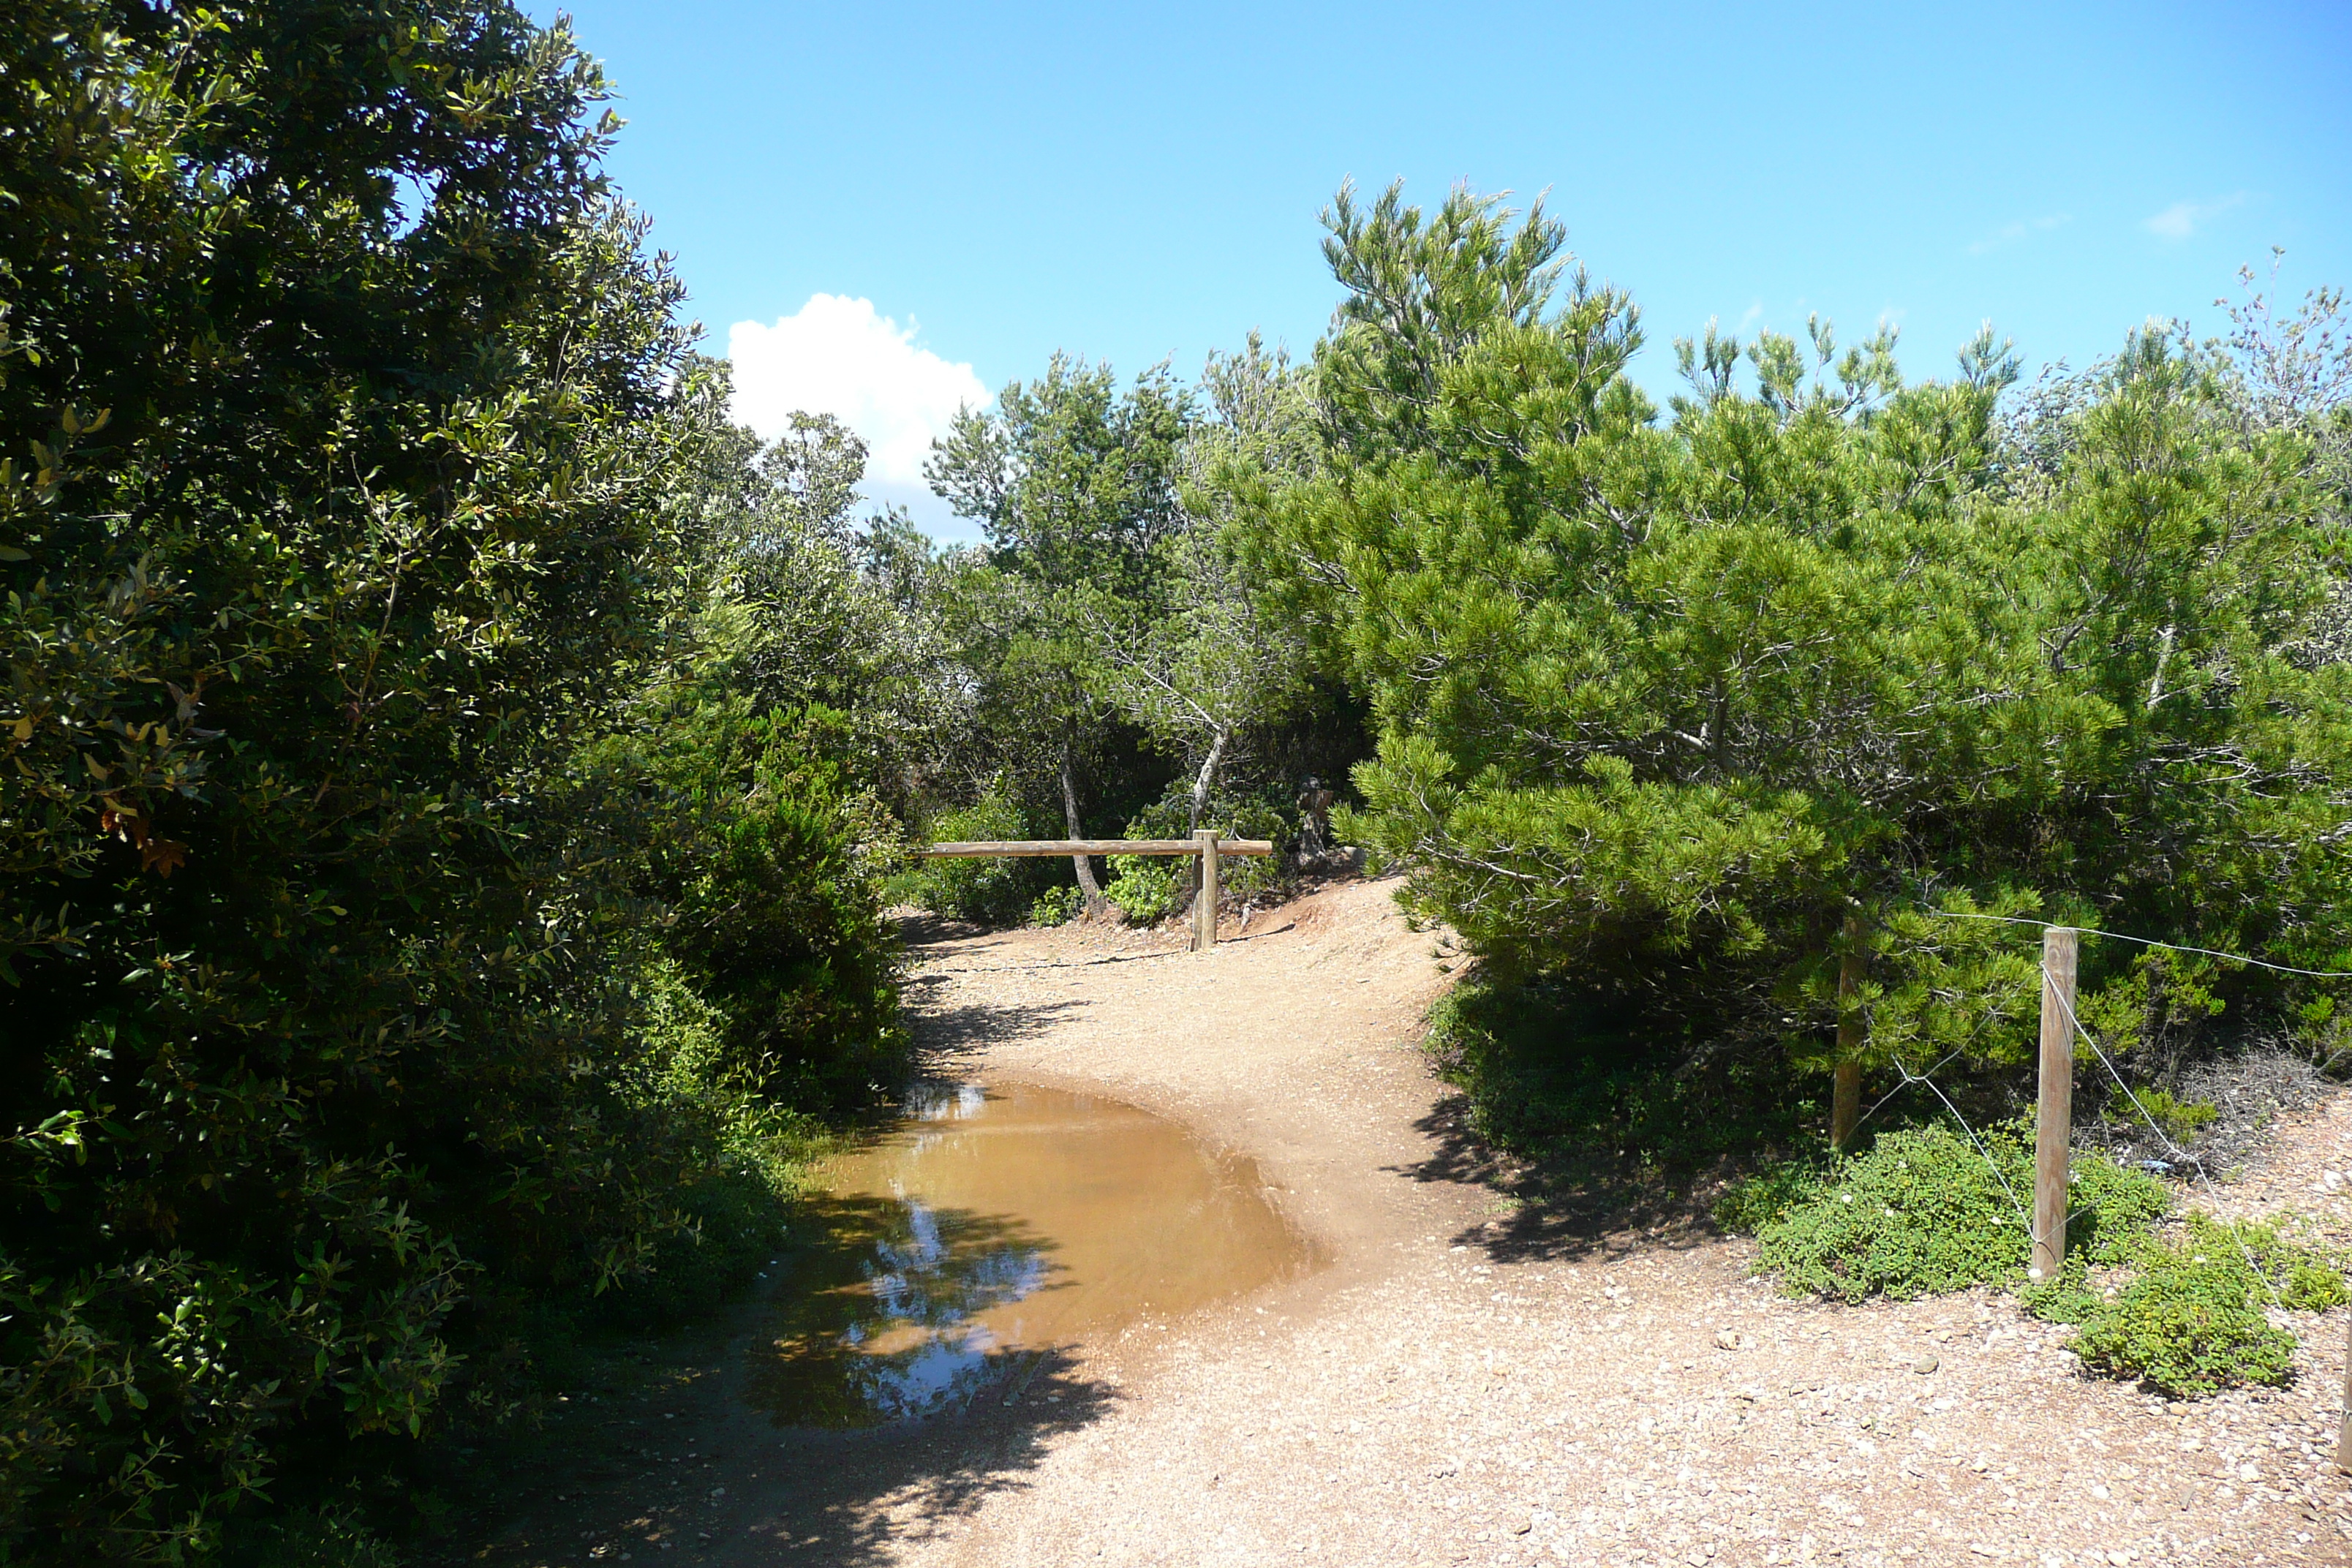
[1850,1003,2040,1237]
[2044,976,2289,1311]
[1927,910,2352,979]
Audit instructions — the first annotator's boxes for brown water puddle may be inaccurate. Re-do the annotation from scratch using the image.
[745,1081,1312,1428]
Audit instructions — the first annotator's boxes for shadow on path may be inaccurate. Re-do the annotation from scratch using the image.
[1389,1092,1725,1266]
[446,1189,1120,1568]
[902,987,1087,1067]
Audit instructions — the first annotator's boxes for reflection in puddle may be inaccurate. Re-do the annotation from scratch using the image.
[747,1082,1311,1427]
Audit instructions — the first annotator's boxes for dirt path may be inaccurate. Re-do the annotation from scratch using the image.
[497,877,2352,1568]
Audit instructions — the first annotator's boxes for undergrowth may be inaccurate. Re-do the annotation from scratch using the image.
[2029,1215,2346,1397]
[1728,1118,2170,1301]
[1422,975,1813,1175]
[1721,1124,2346,1398]
[897,780,1063,924]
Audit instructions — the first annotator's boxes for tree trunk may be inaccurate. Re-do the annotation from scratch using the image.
[1183,729,1231,899]
[1186,728,1229,834]
[1831,910,1866,1153]
[1060,748,1104,911]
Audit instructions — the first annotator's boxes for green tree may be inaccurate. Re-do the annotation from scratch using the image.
[1088,336,1318,830]
[0,7,903,1558]
[926,355,1192,902]
[1250,181,2352,1134]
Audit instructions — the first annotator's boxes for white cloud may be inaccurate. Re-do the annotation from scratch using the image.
[2144,193,2245,242]
[726,295,990,485]
[1967,213,2070,256]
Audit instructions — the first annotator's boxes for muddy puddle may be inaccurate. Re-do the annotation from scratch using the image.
[747,1081,1311,1428]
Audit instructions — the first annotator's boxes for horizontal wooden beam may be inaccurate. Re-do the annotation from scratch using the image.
[920,838,1275,858]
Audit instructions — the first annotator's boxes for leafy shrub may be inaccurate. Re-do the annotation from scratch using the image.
[623,700,908,1117]
[1029,885,1083,926]
[1423,974,1812,1169]
[1101,788,1301,927]
[1714,1160,1830,1234]
[1749,1121,2169,1303]
[224,1509,399,1568]
[2231,1217,2352,1312]
[0,7,907,1556]
[1208,796,1297,901]
[2064,1218,2327,1396]
[1105,855,1183,923]
[2122,1087,2222,1146]
[903,781,1058,926]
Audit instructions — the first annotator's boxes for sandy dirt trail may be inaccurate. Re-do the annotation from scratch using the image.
[506,877,2352,1568]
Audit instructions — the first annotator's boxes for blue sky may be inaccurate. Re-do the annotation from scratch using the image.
[531,1,2352,539]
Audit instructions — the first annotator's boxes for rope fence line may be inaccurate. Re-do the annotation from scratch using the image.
[1927,909,2352,980]
[1888,914,2337,1260]
[1833,910,2345,1460]
[2047,978,2292,1311]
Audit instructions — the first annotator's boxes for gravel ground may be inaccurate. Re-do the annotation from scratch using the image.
[482,876,2352,1568]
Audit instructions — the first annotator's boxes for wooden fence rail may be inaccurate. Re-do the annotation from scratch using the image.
[917,833,1274,951]
[919,839,1275,858]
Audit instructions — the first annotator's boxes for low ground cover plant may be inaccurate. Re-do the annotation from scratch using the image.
[1733,1120,2169,1301]
[1725,1128,2345,1396]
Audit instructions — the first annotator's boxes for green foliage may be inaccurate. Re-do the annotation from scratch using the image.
[929,355,1194,598]
[1738,1137,2337,1400]
[905,783,1058,926]
[589,696,908,1118]
[2127,1088,2223,1146]
[1028,886,1082,927]
[1101,790,1300,926]
[698,406,970,819]
[923,356,1195,859]
[1104,856,1183,924]
[2062,1217,2339,1395]
[1712,1160,1831,1235]
[1748,1122,2169,1303]
[1424,974,1812,1170]
[2232,1217,2352,1312]
[0,5,905,1558]
[225,1509,400,1568]
[1247,178,2352,1098]
[1212,796,1297,900]
[921,337,1358,895]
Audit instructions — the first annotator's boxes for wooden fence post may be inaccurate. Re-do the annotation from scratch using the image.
[2338,1314,2351,1472]
[2032,925,2079,1282]
[1191,830,1219,953]
[1831,911,1866,1153]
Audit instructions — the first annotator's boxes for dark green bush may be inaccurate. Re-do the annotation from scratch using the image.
[617,699,908,1117]
[0,6,903,1558]
[902,781,1061,926]
[2039,1216,2342,1397]
[1423,975,1812,1171]
[1746,1120,2169,1303]
[224,1509,399,1568]
[1711,1159,1828,1235]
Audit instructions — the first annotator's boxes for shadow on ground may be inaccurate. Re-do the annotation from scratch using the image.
[1391,1092,1731,1265]
[441,1188,1120,1568]
[902,986,1088,1065]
